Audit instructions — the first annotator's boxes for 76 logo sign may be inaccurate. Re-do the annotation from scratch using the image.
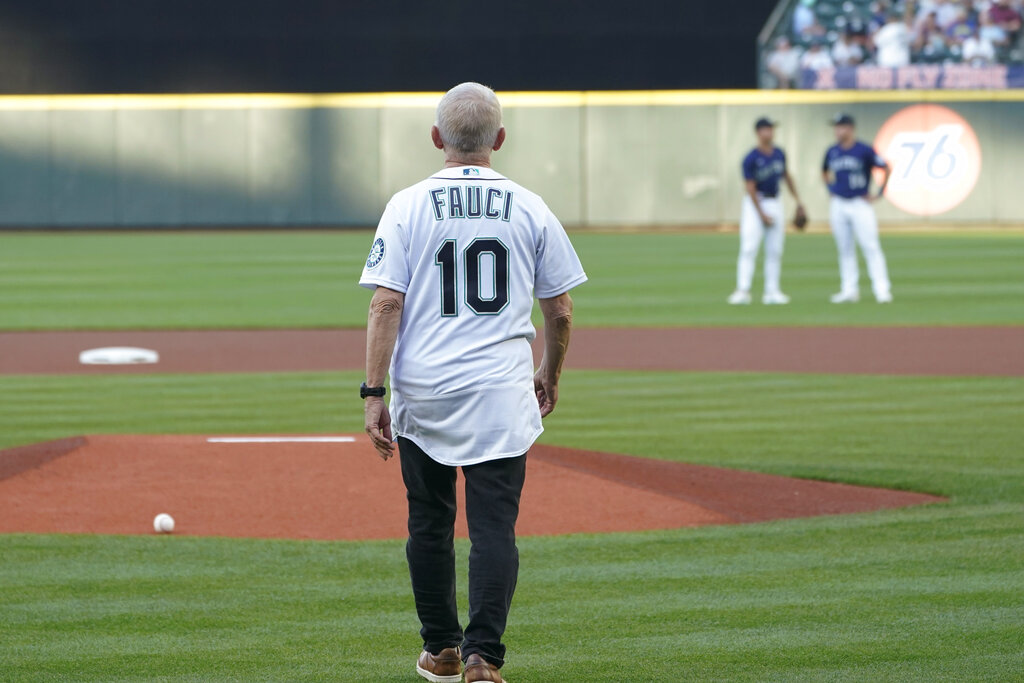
[887,124,968,191]
[873,105,982,216]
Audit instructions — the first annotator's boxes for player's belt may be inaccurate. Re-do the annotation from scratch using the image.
[758,192,777,199]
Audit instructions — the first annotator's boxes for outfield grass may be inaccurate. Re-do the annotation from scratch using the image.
[1,230,1022,681]
[1,231,1022,330]
[1,370,1022,681]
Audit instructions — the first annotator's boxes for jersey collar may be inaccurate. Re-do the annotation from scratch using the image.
[430,166,507,181]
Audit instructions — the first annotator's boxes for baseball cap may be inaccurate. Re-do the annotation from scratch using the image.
[831,113,856,126]
[754,117,777,130]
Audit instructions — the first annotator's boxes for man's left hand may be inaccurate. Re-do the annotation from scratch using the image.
[534,370,559,418]
[365,397,395,460]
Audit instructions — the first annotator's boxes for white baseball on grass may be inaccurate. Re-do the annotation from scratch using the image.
[153,513,175,534]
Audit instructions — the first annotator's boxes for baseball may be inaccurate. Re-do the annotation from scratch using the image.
[153,513,175,534]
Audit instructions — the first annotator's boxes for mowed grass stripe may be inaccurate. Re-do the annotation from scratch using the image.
[1,231,1022,329]
[545,370,1023,502]
[0,372,357,445]
[1,370,1022,504]
[1,501,1021,681]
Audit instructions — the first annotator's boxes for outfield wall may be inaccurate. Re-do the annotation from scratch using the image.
[0,91,1020,228]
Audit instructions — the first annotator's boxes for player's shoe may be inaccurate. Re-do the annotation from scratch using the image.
[416,646,463,683]
[464,654,507,683]
[876,292,893,303]
[728,290,752,305]
[829,291,860,304]
[762,292,790,305]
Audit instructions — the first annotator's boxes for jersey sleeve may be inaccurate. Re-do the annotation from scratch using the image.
[870,145,888,169]
[741,153,756,180]
[822,149,831,172]
[534,209,587,299]
[359,202,411,293]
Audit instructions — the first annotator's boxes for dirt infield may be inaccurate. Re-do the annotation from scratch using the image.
[0,435,943,540]
[1,326,1022,376]
[0,325,987,539]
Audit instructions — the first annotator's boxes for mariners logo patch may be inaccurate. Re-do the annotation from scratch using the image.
[366,238,385,268]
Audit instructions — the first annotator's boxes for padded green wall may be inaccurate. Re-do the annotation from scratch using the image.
[0,93,1019,227]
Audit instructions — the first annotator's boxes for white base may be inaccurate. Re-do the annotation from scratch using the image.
[79,347,159,365]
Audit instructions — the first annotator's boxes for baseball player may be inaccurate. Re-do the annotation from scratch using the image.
[360,82,586,683]
[822,113,893,303]
[728,117,805,305]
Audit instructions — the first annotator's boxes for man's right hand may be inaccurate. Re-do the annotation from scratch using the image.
[365,397,395,460]
[760,211,775,226]
[534,370,558,417]
[536,292,573,418]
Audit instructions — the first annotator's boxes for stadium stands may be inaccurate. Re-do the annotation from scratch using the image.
[761,0,1024,87]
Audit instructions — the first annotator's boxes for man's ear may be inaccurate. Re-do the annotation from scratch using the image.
[492,127,506,152]
[431,125,445,150]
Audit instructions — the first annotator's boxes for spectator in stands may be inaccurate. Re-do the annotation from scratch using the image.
[988,0,1022,41]
[873,9,915,66]
[869,0,893,32]
[914,0,938,24]
[833,27,867,65]
[978,6,1011,45]
[962,23,999,61]
[767,36,803,88]
[915,11,951,55]
[946,6,978,43]
[802,17,829,40]
[801,38,836,69]
[932,0,963,29]
[793,0,817,37]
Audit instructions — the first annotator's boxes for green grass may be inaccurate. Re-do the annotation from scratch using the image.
[1,231,1022,329]
[1,369,1022,681]
[1,230,1022,680]
[2,507,1021,682]
[1,370,1020,505]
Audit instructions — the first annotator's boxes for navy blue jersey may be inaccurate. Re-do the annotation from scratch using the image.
[742,147,786,196]
[823,141,887,199]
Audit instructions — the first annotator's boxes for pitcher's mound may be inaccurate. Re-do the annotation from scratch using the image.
[0,435,943,540]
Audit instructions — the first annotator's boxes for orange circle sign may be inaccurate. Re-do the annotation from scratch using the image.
[873,104,982,216]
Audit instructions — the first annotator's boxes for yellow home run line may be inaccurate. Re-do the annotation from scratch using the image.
[0,89,1020,111]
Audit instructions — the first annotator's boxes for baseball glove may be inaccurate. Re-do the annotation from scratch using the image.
[793,205,808,231]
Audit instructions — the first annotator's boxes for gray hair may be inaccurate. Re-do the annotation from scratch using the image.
[436,82,503,155]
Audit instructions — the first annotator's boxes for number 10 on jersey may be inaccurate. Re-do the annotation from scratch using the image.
[435,238,510,316]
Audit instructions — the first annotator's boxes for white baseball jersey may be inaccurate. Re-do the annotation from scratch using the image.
[359,166,587,467]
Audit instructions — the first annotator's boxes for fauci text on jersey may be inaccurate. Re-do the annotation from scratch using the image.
[428,185,515,222]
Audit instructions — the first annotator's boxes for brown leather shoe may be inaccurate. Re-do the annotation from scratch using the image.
[464,653,507,683]
[416,646,463,683]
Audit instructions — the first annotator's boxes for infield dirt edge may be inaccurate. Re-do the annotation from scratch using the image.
[0,435,945,541]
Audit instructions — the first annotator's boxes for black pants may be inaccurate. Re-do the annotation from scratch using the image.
[398,437,526,669]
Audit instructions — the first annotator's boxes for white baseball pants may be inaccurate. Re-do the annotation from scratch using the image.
[829,196,891,299]
[736,195,785,295]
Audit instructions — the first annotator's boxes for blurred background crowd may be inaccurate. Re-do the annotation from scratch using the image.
[765,0,1024,87]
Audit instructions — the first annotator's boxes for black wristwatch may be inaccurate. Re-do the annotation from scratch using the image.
[360,382,386,399]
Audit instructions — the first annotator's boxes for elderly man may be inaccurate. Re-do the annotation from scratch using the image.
[359,82,587,683]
